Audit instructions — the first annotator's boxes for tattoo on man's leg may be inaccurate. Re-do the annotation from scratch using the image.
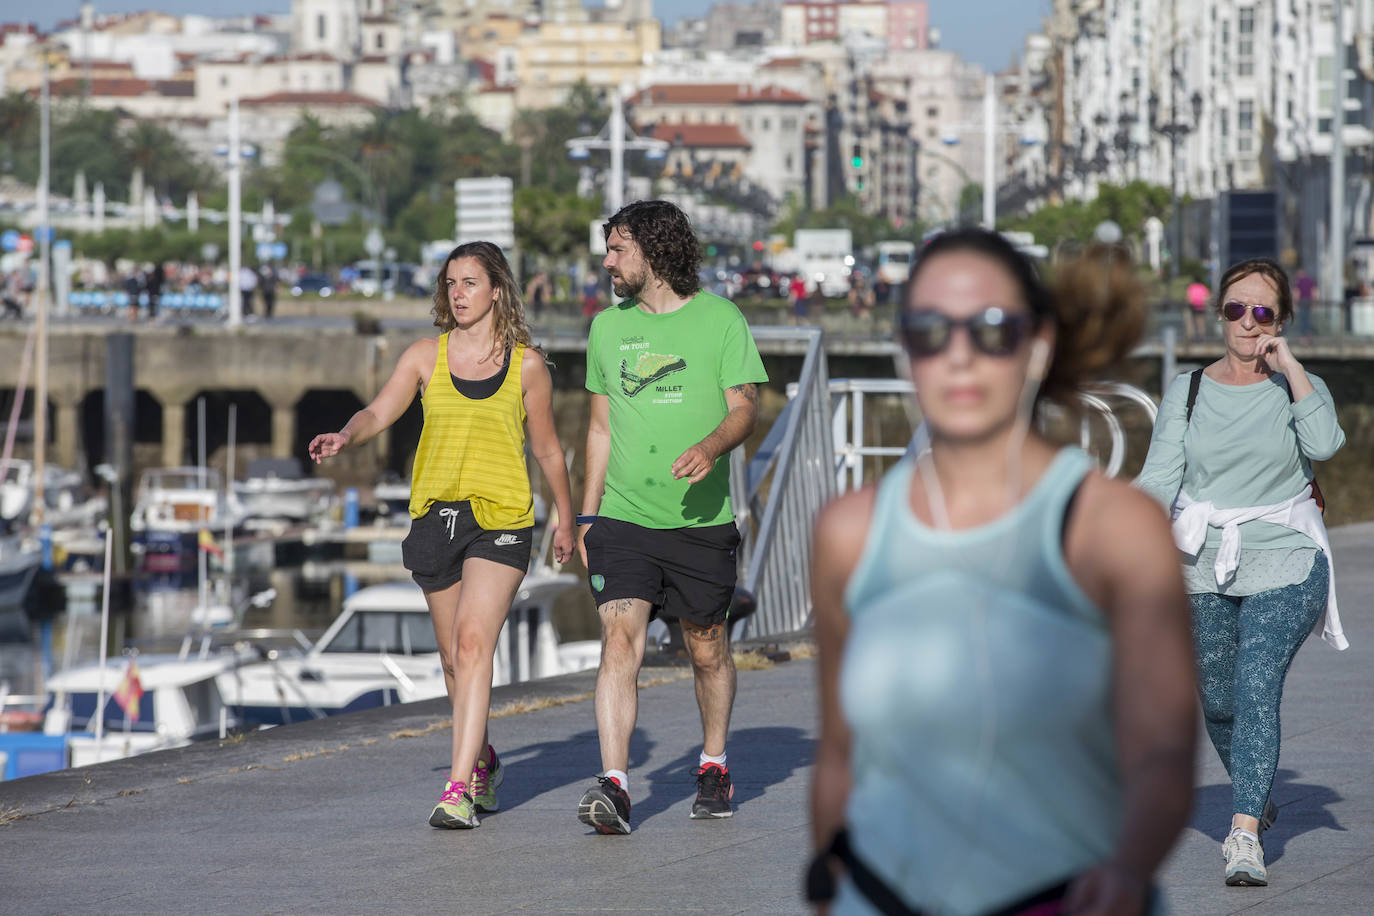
[602,598,635,617]
[685,622,724,641]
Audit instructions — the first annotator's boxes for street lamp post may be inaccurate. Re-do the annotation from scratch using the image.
[1150,76,1203,283]
[565,86,668,215]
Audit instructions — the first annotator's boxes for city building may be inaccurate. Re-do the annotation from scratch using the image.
[629,82,818,209]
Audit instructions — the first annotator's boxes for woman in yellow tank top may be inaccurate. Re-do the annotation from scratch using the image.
[308,241,574,830]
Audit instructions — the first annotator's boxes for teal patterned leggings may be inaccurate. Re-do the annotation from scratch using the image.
[1189,553,1328,818]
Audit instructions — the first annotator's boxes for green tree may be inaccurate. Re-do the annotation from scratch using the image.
[514,187,602,260]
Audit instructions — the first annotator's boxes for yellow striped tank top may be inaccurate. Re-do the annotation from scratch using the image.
[407,334,533,529]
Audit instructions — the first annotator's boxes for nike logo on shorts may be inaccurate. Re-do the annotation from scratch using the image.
[494,534,521,547]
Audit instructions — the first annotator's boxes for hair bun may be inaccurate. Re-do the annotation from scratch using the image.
[1043,244,1147,402]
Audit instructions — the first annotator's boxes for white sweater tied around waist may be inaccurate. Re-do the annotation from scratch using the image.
[1172,485,1346,650]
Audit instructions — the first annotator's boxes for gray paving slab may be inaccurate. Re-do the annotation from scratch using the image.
[3,523,1374,915]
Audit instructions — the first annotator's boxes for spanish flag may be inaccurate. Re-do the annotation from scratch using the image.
[113,658,144,721]
[198,528,224,558]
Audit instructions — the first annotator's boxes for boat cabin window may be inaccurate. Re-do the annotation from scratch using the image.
[182,679,221,728]
[324,611,439,655]
[62,692,156,733]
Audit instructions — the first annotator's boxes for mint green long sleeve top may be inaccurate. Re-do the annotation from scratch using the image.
[1135,371,1345,595]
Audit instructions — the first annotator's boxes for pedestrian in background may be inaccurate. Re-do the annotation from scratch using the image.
[258,263,278,320]
[146,262,165,320]
[1186,276,1210,341]
[1,270,24,318]
[238,264,258,318]
[1293,268,1316,338]
[309,240,575,830]
[1137,257,1346,887]
[809,229,1196,915]
[576,200,767,835]
[123,267,144,322]
[524,270,550,322]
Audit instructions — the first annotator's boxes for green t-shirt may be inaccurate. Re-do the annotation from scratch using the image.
[586,290,768,528]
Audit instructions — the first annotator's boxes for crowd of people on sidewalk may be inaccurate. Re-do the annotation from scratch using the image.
[300,198,1343,915]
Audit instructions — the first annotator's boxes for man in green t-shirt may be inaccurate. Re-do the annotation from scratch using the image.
[575,200,768,835]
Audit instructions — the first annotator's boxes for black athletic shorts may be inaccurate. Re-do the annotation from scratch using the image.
[401,499,532,592]
[583,517,740,627]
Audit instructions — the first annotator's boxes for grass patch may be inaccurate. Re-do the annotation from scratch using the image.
[787,642,817,660]
[732,651,775,671]
[0,805,26,826]
[490,691,594,719]
[177,777,194,785]
[389,719,450,740]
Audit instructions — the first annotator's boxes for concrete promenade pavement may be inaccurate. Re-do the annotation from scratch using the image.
[3,523,1374,915]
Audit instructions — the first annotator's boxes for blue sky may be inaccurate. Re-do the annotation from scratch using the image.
[13,0,1051,71]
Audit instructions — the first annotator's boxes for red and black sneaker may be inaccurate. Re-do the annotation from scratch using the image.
[691,763,734,819]
[578,775,632,835]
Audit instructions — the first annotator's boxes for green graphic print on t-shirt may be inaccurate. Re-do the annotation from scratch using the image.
[586,291,768,529]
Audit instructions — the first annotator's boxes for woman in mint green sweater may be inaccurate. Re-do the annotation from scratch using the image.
[1137,258,1346,888]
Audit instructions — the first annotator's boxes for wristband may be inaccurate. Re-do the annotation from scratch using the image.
[576,514,597,526]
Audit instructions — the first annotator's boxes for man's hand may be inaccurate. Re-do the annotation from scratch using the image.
[576,522,593,569]
[671,443,718,484]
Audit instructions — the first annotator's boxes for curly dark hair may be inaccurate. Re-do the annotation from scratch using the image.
[602,200,701,298]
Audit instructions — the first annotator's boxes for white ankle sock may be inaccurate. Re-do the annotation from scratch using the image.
[1229,827,1259,843]
[700,750,727,769]
[604,769,629,794]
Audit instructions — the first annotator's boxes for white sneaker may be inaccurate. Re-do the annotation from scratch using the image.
[1224,829,1268,886]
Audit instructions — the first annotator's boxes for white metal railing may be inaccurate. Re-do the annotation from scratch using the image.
[811,378,1160,494]
[731,327,837,639]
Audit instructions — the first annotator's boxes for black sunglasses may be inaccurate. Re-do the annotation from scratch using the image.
[899,307,1034,358]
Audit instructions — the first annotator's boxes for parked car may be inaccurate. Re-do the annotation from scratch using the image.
[290,272,334,297]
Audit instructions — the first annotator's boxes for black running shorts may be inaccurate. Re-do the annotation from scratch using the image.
[401,499,532,592]
[583,517,740,627]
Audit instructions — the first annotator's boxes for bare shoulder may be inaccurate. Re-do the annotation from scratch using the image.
[1065,470,1179,605]
[521,345,552,386]
[813,486,880,577]
[401,335,439,366]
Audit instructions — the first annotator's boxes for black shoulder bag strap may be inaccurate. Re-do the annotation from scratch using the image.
[1184,367,1204,424]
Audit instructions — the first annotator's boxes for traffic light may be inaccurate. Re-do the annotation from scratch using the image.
[752,240,765,252]
[851,143,863,168]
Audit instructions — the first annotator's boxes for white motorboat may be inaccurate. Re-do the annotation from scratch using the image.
[34,654,240,770]
[219,568,593,727]
[0,459,107,528]
[130,467,246,576]
[234,457,336,529]
[0,534,42,610]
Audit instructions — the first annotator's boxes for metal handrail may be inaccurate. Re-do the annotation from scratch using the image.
[733,327,837,639]
[809,378,1161,496]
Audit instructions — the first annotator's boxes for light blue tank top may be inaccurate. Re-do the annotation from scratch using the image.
[836,448,1122,916]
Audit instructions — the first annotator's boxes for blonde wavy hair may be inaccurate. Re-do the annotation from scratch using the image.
[430,241,532,363]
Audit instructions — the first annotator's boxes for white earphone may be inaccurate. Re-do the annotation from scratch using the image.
[1027,339,1050,382]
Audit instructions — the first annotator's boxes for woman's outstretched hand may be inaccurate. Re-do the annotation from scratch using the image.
[308,432,350,464]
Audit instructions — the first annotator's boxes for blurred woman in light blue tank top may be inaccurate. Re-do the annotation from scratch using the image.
[808,231,1197,916]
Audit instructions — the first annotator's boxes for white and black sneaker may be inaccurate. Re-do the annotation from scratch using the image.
[1223,829,1268,886]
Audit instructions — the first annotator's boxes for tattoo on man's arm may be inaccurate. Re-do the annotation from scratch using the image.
[728,383,758,406]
